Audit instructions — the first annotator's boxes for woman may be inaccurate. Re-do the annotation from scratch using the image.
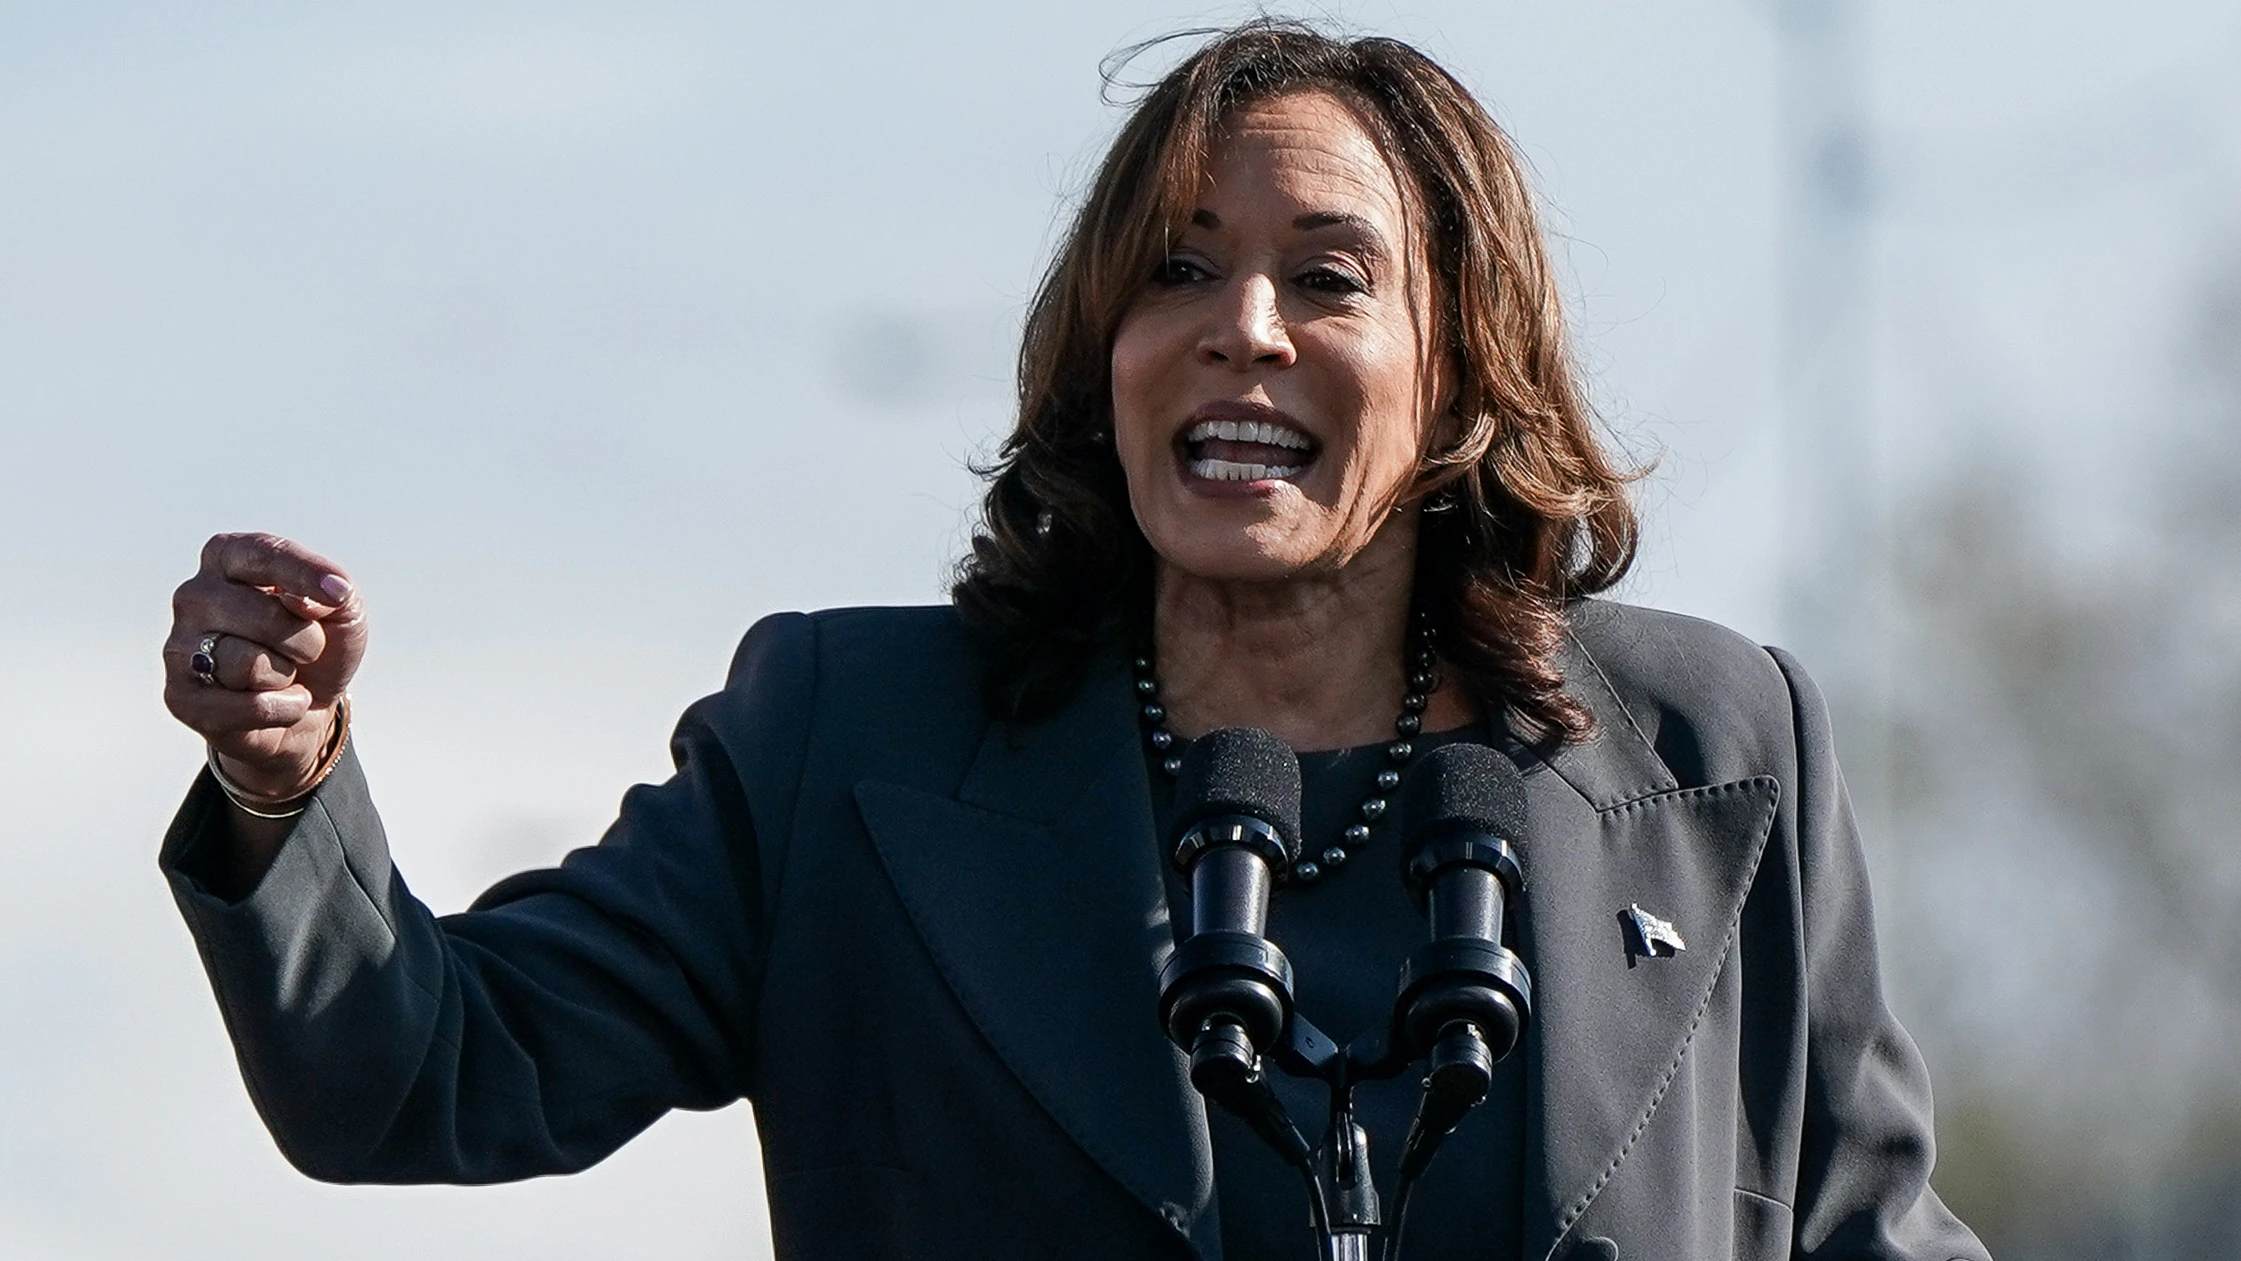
[158,23,1987,1261]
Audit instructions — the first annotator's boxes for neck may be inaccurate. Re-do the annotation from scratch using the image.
[1152,518,1477,750]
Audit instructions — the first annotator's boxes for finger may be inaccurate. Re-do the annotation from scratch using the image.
[221,635,298,691]
[172,578,328,665]
[162,631,218,690]
[163,676,314,736]
[200,533,356,612]
[165,636,298,694]
[270,588,329,620]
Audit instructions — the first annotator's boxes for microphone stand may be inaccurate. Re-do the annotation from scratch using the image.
[1265,1016,1415,1261]
[1205,873,1531,1261]
[1242,995,1519,1260]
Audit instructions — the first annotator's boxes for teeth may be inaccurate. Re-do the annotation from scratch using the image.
[1189,458,1305,482]
[1184,417,1314,450]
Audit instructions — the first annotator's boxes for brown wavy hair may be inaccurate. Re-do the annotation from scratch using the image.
[952,20,1640,743]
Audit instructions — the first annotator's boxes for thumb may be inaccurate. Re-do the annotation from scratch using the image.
[272,575,366,629]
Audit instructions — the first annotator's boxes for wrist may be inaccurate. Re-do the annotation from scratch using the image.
[209,696,352,818]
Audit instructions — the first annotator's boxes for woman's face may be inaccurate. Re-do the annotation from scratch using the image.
[1111,89,1444,585]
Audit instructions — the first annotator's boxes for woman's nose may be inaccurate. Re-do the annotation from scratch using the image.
[1197,274,1295,369]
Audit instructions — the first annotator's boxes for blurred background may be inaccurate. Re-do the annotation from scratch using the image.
[3,1,2238,1257]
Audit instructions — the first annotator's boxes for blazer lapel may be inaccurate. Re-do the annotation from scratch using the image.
[851,648,1217,1258]
[1513,739,1780,1261]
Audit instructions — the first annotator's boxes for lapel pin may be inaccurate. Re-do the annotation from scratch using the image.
[1625,903,1686,959]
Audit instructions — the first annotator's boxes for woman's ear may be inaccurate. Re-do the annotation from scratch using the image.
[1419,338,1470,451]
[1431,403,1467,457]
[1414,396,1477,474]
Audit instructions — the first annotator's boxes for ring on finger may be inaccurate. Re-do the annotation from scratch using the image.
[190,633,223,686]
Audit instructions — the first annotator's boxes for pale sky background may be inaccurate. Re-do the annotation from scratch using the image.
[3,2,2238,1258]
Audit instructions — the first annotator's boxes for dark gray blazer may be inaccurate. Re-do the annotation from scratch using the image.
[162,599,1989,1261]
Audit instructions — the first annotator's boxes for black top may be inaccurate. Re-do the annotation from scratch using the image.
[1154,725,1527,1260]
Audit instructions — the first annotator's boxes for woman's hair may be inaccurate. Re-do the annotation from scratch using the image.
[952,19,1640,744]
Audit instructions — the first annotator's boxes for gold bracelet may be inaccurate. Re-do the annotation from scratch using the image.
[207,694,353,821]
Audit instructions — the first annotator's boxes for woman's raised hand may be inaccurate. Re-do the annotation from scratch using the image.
[163,533,368,801]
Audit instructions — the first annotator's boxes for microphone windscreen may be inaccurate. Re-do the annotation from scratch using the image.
[1402,743,1528,845]
[1167,727,1303,862]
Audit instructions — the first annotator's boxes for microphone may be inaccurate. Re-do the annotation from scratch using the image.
[1389,743,1534,1192]
[1156,727,1312,1169]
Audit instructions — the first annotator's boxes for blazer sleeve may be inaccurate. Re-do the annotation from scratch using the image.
[158,611,818,1184]
[1770,647,1990,1260]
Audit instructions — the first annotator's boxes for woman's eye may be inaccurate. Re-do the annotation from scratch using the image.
[1151,257,1212,285]
[1298,267,1367,296]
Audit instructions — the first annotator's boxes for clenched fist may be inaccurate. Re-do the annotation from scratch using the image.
[163,533,368,803]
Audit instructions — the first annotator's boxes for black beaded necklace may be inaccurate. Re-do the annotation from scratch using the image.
[1133,609,1442,885]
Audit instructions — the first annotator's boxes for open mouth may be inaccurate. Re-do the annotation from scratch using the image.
[1178,414,1319,483]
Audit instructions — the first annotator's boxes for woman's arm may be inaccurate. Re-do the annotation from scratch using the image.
[1770,647,1990,1261]
[161,565,815,1183]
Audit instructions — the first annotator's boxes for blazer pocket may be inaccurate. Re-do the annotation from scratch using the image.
[1733,1187,1794,1261]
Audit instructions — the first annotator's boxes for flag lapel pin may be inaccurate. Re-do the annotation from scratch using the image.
[1625,902,1687,959]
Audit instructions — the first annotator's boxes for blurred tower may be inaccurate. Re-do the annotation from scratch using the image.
[1776,0,1887,804]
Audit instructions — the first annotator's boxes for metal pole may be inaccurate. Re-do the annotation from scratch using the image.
[1777,0,1890,821]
